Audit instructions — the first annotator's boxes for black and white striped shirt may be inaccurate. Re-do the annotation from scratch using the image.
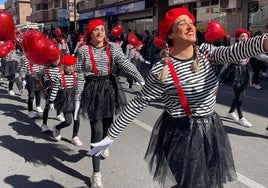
[125,44,145,63]
[75,42,145,100]
[20,55,45,78]
[43,64,62,83]
[108,35,267,138]
[49,73,77,102]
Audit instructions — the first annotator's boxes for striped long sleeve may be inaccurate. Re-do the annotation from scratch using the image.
[108,34,268,138]
[75,42,145,100]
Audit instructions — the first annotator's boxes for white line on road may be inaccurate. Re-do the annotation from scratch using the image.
[133,119,267,188]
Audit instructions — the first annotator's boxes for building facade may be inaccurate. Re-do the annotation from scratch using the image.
[30,0,69,31]
[5,0,31,25]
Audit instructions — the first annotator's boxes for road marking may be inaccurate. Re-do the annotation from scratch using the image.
[133,119,267,188]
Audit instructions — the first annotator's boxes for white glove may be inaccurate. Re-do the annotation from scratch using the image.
[74,100,81,120]
[145,60,151,64]
[49,103,55,111]
[87,136,114,156]
[22,80,27,90]
[139,81,145,86]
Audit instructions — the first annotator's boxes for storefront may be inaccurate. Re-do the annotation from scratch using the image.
[78,0,154,36]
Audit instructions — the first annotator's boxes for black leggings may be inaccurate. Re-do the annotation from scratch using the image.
[250,58,264,85]
[43,99,61,125]
[55,112,80,138]
[27,90,41,111]
[229,87,245,119]
[7,74,15,91]
[90,117,113,173]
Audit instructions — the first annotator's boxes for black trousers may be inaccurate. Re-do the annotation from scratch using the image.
[229,87,245,119]
[89,117,113,173]
[27,90,41,111]
[55,112,80,138]
[250,58,264,85]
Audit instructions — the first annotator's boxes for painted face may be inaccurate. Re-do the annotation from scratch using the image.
[169,15,196,43]
[90,25,106,46]
[237,33,249,41]
[64,65,75,74]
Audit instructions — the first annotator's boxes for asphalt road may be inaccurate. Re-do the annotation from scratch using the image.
[0,67,267,188]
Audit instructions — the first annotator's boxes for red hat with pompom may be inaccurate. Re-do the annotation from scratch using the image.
[235,29,250,38]
[61,55,76,65]
[86,19,105,36]
[154,7,195,48]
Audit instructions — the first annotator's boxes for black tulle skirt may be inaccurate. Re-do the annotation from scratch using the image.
[81,74,127,120]
[26,75,42,91]
[54,88,75,113]
[220,63,251,90]
[144,111,237,188]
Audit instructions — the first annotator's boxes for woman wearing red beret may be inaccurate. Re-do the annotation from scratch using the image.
[88,8,268,187]
[224,29,254,127]
[75,19,145,187]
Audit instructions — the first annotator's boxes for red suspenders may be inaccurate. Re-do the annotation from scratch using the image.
[167,61,192,116]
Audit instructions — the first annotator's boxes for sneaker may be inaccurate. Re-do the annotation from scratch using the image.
[90,172,103,188]
[41,124,49,132]
[28,111,37,119]
[56,113,65,122]
[251,83,262,90]
[239,117,253,127]
[126,88,135,93]
[53,126,61,140]
[8,90,15,96]
[227,112,239,122]
[36,106,44,113]
[72,136,83,147]
[101,148,109,160]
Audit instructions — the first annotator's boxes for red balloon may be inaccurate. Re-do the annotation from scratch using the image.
[205,21,226,43]
[0,11,15,41]
[21,30,61,65]
[154,37,166,48]
[5,40,16,50]
[55,28,62,37]
[0,43,11,58]
[128,33,138,46]
[111,25,123,37]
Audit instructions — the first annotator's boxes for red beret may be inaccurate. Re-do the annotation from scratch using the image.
[235,29,250,38]
[86,19,105,36]
[155,8,195,47]
[79,35,84,39]
[61,55,76,65]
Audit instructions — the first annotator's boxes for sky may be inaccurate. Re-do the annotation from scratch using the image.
[0,0,6,4]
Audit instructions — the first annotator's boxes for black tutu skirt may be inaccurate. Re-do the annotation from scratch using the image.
[25,75,42,91]
[220,63,251,90]
[2,61,19,77]
[54,88,75,113]
[81,74,127,120]
[144,111,237,188]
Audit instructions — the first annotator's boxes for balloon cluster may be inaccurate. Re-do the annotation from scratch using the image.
[205,21,226,43]
[0,40,16,58]
[21,30,61,65]
[0,11,16,58]
[0,11,15,41]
